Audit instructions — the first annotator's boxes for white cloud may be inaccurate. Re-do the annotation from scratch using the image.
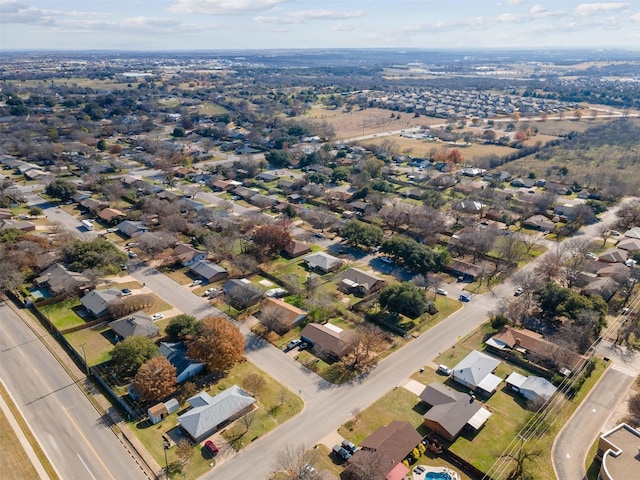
[506,0,526,5]
[497,13,524,23]
[332,22,357,32]
[574,2,630,17]
[530,4,547,14]
[255,9,363,25]
[168,0,292,16]
[631,13,640,21]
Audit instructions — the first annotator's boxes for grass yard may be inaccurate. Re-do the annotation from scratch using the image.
[131,361,303,480]
[338,387,427,444]
[64,323,114,366]
[0,383,59,480]
[39,297,86,330]
[0,406,40,480]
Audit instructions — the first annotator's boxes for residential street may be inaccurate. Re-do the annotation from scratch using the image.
[0,302,147,480]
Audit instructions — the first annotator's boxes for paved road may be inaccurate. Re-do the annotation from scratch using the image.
[24,192,98,237]
[0,302,147,480]
[552,367,635,480]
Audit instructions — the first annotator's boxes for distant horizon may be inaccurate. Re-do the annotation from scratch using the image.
[2,1,640,51]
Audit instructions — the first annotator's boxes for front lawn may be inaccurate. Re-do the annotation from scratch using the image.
[39,298,86,330]
[338,387,426,444]
[64,323,114,365]
[130,361,303,480]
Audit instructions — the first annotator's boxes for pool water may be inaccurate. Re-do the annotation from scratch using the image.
[426,473,453,480]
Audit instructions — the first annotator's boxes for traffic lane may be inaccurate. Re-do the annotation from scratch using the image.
[0,304,146,480]
[552,368,635,480]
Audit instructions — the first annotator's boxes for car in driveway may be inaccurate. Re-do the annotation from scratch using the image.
[127,251,137,258]
[203,440,218,456]
[437,288,448,296]
[459,293,470,302]
[414,465,426,475]
[315,232,324,238]
[151,313,164,320]
[284,339,301,352]
[332,444,352,461]
[342,439,357,454]
[437,364,452,375]
[191,280,202,287]
[380,256,393,264]
[120,288,133,297]
[514,287,524,296]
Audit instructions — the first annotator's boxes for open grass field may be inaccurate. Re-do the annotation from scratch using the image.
[304,106,441,140]
[39,297,85,330]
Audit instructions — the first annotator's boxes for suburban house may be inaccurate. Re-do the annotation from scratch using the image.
[487,326,588,373]
[300,323,357,361]
[581,277,620,302]
[337,268,386,297]
[80,197,107,213]
[34,263,90,296]
[451,350,502,395]
[445,259,484,282]
[597,423,640,480]
[0,219,36,232]
[174,243,207,266]
[282,239,312,258]
[178,385,256,442]
[303,252,343,274]
[0,208,12,220]
[346,421,421,480]
[522,215,556,232]
[505,373,557,404]
[148,398,179,425]
[81,288,123,317]
[258,297,308,332]
[117,220,149,238]
[616,237,640,251]
[156,190,181,202]
[221,279,263,310]
[97,207,126,224]
[109,312,159,340]
[623,227,640,239]
[420,383,492,441]
[597,249,628,264]
[159,342,205,384]
[189,259,228,283]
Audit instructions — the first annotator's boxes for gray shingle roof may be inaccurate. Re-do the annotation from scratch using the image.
[178,385,255,439]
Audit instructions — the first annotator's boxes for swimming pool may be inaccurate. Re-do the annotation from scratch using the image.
[425,473,453,480]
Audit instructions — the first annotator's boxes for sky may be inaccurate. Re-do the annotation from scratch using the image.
[1,0,639,51]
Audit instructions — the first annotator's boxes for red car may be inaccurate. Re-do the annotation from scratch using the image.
[204,440,218,456]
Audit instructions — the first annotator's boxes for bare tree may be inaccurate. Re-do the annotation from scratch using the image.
[242,373,267,398]
[175,439,193,466]
[273,444,319,480]
[259,305,288,335]
[596,223,612,247]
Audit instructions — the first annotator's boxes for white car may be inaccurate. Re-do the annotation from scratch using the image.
[151,313,164,320]
[380,257,393,264]
[191,280,203,286]
[514,287,524,296]
[437,288,448,296]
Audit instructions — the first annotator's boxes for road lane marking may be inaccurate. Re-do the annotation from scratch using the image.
[77,453,98,480]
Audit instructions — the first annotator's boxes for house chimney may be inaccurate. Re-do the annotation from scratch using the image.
[515,338,521,347]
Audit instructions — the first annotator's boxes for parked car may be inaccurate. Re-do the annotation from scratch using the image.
[437,288,448,296]
[151,313,164,320]
[203,440,218,456]
[437,365,452,376]
[285,339,302,352]
[303,464,317,477]
[514,287,524,296]
[315,232,324,238]
[191,280,202,286]
[204,288,219,297]
[414,465,426,474]
[380,257,393,264]
[333,444,352,460]
[610,230,621,236]
[342,439,357,454]
[298,342,310,351]
[459,293,470,302]
[121,288,132,297]
[128,251,137,258]
[120,264,128,271]
[585,252,597,260]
